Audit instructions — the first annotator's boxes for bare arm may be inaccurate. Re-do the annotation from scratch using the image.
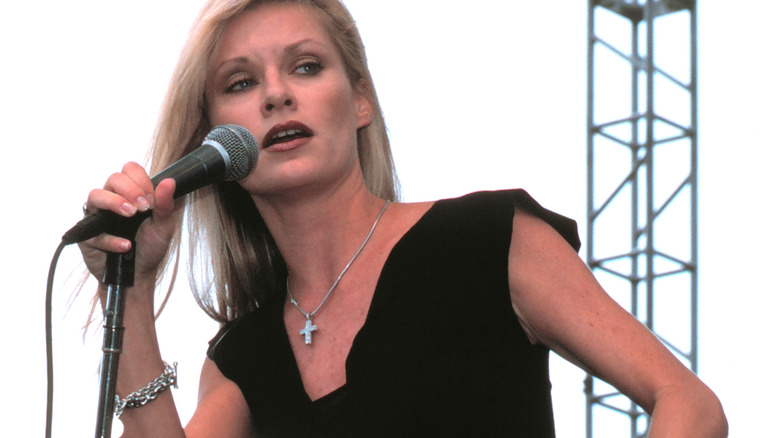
[102,288,252,437]
[79,162,252,437]
[508,208,727,437]
[184,359,253,437]
[109,277,186,438]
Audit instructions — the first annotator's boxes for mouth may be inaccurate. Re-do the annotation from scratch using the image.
[262,121,313,149]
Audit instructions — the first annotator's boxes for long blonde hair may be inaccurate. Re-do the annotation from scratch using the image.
[150,0,398,323]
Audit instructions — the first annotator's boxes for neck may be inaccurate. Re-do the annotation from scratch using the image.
[252,184,389,297]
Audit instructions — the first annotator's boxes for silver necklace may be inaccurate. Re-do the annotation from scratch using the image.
[287,199,390,345]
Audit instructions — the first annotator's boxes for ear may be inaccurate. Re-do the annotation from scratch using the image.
[353,79,374,129]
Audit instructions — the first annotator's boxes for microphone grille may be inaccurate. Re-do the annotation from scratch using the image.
[206,124,260,181]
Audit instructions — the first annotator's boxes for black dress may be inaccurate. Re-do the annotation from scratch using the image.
[208,190,580,437]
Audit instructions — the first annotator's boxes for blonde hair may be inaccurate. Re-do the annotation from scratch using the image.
[150,0,398,322]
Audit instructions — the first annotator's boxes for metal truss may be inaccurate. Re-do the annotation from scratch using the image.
[585,1,698,436]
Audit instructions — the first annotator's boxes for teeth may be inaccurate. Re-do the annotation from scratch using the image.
[273,129,303,140]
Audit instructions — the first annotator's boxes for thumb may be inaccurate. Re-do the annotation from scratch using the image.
[153,178,177,219]
[144,178,178,245]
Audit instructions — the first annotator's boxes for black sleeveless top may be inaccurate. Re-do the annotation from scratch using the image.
[208,190,580,437]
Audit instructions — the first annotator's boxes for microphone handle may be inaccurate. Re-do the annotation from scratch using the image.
[62,209,152,245]
[151,143,228,199]
[61,144,229,245]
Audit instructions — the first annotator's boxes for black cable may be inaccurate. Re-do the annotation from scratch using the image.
[46,241,67,438]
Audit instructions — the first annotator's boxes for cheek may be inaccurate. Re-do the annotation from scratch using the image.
[207,98,248,125]
[318,85,361,130]
[206,97,265,142]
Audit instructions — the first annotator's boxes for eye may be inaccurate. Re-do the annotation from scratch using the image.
[225,75,257,93]
[294,61,323,76]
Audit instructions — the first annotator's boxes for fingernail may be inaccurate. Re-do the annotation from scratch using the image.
[119,239,132,251]
[136,196,151,212]
[121,202,137,216]
[147,194,155,210]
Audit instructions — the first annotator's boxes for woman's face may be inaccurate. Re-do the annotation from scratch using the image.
[205,3,372,199]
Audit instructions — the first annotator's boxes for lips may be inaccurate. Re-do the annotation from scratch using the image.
[262,121,313,149]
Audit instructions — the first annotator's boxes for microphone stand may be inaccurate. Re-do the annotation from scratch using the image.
[93,213,146,438]
[95,248,136,438]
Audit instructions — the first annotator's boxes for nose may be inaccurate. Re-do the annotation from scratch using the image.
[261,73,295,117]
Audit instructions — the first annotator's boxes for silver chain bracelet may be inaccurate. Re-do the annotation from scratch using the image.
[114,361,178,418]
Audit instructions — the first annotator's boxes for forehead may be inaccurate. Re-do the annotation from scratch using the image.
[216,3,333,59]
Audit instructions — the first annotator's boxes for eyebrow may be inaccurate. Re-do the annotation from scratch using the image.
[283,38,329,54]
[212,38,330,75]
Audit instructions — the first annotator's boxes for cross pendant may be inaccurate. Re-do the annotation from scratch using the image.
[299,317,318,345]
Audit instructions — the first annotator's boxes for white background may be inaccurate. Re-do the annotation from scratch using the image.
[1,1,778,436]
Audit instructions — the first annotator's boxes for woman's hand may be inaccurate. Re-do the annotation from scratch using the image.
[78,161,178,289]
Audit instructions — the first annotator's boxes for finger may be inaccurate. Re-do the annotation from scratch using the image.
[93,164,153,216]
[86,187,140,218]
[120,162,156,209]
[79,233,133,257]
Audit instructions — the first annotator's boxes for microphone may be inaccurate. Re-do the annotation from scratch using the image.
[62,124,259,245]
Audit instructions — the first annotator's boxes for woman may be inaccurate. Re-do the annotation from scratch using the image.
[80,0,727,436]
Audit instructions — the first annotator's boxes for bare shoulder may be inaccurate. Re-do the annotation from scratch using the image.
[184,358,253,438]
